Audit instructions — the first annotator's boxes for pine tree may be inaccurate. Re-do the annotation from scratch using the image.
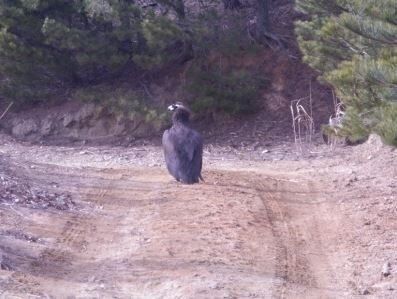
[296,0,397,145]
[0,0,186,103]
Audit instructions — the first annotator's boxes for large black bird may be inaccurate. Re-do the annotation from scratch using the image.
[162,103,203,184]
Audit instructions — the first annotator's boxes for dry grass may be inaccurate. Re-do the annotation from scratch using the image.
[290,96,314,153]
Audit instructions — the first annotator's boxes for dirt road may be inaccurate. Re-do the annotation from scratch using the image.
[0,161,345,298]
[0,137,396,298]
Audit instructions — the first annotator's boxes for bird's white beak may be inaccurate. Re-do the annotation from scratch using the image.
[168,104,179,111]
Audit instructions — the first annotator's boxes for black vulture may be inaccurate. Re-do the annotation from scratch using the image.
[162,103,203,184]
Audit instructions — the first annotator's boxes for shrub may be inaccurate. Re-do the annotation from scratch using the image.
[73,85,167,130]
[187,66,267,115]
[191,10,261,59]
[133,14,191,69]
[185,10,266,116]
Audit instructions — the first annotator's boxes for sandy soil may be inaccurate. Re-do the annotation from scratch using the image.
[0,133,396,298]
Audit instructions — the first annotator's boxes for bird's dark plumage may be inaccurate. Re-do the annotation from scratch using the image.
[162,103,203,184]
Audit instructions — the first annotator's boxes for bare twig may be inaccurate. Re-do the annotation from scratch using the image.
[140,82,154,99]
[0,102,13,121]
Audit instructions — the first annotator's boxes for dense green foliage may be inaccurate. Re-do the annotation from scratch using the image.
[0,1,135,101]
[0,0,269,117]
[296,0,397,145]
[183,10,265,115]
[188,65,267,115]
[133,13,190,69]
[0,0,185,103]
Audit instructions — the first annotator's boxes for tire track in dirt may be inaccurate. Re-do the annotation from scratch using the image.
[18,168,144,297]
[254,176,343,298]
[2,164,347,298]
[262,190,301,297]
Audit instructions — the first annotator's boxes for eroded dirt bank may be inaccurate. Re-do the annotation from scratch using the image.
[0,134,396,298]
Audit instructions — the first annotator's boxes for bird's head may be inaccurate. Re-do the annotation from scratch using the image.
[167,102,185,112]
[167,102,191,124]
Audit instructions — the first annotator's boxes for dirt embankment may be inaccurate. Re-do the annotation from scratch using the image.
[0,133,396,298]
